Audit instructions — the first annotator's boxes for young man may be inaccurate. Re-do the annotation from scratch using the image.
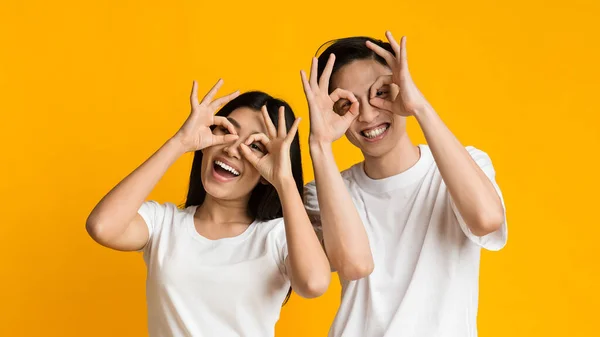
[300,31,507,337]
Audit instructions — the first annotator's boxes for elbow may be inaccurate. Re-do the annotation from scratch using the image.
[296,273,331,299]
[469,209,504,237]
[337,258,374,281]
[85,216,101,239]
[86,215,109,243]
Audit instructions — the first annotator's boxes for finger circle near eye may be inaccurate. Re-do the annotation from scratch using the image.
[369,75,393,98]
[245,133,271,150]
[213,116,237,135]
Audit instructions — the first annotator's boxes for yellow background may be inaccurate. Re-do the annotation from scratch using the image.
[1,0,598,336]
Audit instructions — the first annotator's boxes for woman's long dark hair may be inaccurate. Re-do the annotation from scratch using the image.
[184,91,302,304]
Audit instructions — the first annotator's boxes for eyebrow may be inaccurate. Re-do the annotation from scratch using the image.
[227,117,262,136]
[227,117,241,128]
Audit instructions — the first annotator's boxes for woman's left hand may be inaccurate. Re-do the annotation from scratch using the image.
[239,105,301,191]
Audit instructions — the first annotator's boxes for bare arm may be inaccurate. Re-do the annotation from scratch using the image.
[86,138,186,251]
[279,180,331,298]
[240,106,331,298]
[415,107,504,236]
[368,32,504,236]
[299,56,374,281]
[86,80,240,251]
[308,142,374,280]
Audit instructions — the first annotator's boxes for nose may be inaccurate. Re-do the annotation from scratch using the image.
[357,99,380,124]
[223,140,242,160]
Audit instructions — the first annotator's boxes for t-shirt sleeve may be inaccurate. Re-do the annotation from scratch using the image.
[270,220,289,278]
[303,181,324,245]
[137,200,167,252]
[449,146,508,251]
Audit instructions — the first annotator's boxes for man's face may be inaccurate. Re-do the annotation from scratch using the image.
[330,58,407,158]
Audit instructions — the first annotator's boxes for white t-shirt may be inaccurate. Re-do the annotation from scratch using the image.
[304,145,508,337]
[137,202,290,337]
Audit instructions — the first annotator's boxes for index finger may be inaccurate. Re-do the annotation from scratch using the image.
[213,116,238,135]
[239,144,261,168]
[369,75,393,99]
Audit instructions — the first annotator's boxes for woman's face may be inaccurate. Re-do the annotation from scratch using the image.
[331,58,407,158]
[200,107,269,201]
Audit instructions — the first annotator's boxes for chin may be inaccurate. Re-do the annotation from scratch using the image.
[360,144,396,158]
[347,135,392,158]
[201,179,229,199]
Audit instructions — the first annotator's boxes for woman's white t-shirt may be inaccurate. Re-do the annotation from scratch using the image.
[137,202,290,337]
[304,145,508,337]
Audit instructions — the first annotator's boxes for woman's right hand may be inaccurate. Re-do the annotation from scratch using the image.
[174,79,240,152]
[300,54,360,145]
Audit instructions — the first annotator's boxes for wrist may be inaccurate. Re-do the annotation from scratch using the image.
[167,135,190,156]
[309,137,333,155]
[274,177,297,194]
[412,103,437,124]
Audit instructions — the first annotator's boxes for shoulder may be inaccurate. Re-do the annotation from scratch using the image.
[421,144,494,169]
[254,218,287,248]
[463,146,497,174]
[304,163,360,193]
[465,146,492,162]
[139,201,194,227]
[141,200,185,212]
[252,217,286,239]
[257,217,285,232]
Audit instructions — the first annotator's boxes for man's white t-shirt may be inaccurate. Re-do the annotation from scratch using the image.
[137,202,290,337]
[304,145,508,337]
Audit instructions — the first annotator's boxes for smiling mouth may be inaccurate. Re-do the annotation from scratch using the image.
[213,160,240,179]
[361,123,390,140]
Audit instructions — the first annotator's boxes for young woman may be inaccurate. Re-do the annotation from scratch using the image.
[86,79,331,337]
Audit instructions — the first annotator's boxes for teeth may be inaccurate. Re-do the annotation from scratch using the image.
[363,125,388,139]
[215,160,240,176]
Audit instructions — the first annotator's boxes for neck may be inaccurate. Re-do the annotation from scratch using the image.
[362,134,420,179]
[196,194,253,226]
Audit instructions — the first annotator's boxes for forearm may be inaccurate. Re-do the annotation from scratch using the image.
[415,106,504,235]
[309,141,374,280]
[278,180,331,298]
[86,137,186,240]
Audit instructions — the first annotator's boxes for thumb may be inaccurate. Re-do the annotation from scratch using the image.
[343,100,360,123]
[369,97,394,112]
[211,134,239,146]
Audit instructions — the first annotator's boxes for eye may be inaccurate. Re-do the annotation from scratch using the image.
[250,143,266,154]
[333,100,351,115]
[376,90,388,97]
[213,126,230,135]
